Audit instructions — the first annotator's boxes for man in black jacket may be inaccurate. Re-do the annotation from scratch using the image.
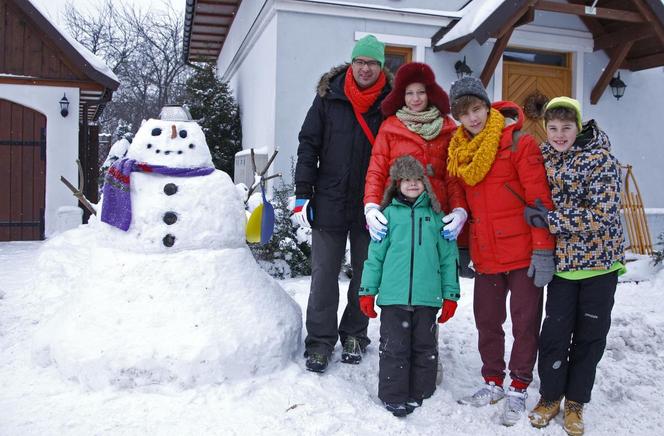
[292,35,391,373]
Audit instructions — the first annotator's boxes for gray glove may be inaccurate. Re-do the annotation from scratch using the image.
[527,249,555,287]
[524,198,550,228]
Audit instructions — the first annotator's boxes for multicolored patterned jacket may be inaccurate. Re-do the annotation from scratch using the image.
[541,120,625,272]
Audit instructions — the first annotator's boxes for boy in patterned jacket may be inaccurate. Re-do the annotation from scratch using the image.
[523,97,625,436]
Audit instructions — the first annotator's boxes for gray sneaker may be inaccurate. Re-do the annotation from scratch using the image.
[502,386,528,426]
[458,382,505,407]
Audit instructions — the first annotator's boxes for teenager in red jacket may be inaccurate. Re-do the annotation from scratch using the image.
[364,62,471,274]
[447,77,555,427]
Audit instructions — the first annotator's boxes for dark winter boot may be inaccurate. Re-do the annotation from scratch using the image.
[341,336,365,364]
[405,398,423,414]
[305,352,329,373]
[383,402,408,417]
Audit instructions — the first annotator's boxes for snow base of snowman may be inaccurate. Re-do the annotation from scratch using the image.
[33,240,302,390]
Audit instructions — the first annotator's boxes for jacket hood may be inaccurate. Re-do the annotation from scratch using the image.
[316,63,393,98]
[379,155,441,214]
[492,100,525,131]
[541,119,611,156]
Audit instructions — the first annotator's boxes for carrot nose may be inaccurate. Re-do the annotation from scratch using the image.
[171,125,177,139]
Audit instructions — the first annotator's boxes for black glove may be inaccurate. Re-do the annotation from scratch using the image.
[524,198,550,228]
[458,247,475,279]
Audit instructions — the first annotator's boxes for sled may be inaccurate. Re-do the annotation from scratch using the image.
[620,164,653,255]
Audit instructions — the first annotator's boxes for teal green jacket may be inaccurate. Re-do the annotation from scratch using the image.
[360,192,460,307]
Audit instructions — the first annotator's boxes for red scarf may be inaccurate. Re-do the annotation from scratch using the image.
[344,66,386,145]
[344,66,386,114]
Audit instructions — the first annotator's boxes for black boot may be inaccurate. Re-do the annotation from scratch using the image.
[305,352,329,373]
[341,336,365,364]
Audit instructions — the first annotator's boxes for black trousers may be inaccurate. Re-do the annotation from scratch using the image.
[378,306,439,403]
[538,272,618,403]
[304,223,370,357]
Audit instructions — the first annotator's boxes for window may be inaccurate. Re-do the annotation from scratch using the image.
[503,48,568,67]
[384,46,413,74]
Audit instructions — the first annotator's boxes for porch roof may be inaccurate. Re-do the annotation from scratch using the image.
[183,0,242,63]
[432,0,664,104]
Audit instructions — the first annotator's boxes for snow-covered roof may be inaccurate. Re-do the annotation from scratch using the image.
[13,0,119,90]
[435,0,507,49]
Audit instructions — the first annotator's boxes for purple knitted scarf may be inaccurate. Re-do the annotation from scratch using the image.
[101,158,214,231]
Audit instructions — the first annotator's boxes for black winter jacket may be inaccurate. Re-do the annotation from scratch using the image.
[295,64,391,231]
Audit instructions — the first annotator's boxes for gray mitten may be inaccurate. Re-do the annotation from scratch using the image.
[527,249,555,287]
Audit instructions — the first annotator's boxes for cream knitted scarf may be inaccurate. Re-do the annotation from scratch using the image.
[396,106,443,141]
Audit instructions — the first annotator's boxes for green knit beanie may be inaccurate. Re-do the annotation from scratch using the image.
[351,35,385,67]
[544,96,582,130]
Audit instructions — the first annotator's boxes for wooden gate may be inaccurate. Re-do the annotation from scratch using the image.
[0,99,46,241]
[502,54,572,143]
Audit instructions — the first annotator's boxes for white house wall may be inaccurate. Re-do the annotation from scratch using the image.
[0,83,80,238]
[221,14,278,165]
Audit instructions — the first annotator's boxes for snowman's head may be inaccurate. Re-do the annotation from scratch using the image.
[126,118,214,168]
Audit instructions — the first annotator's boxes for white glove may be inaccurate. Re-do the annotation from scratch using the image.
[290,199,312,228]
[365,203,388,242]
[442,207,468,241]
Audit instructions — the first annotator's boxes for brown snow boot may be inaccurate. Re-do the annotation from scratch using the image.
[563,399,584,435]
[529,397,561,428]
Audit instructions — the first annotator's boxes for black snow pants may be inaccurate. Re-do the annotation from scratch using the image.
[538,272,618,403]
[304,223,370,357]
[378,305,439,404]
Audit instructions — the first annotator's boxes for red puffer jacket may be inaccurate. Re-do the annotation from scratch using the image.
[461,101,555,274]
[364,114,466,214]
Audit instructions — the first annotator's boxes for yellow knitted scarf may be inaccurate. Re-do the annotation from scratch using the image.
[447,108,505,186]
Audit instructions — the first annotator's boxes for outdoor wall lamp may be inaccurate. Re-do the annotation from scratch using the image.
[59,93,70,117]
[454,56,473,79]
[609,72,626,100]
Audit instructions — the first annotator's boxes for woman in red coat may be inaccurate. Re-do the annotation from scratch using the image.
[364,63,469,264]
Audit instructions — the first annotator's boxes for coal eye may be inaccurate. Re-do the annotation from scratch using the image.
[146,144,152,149]
[189,144,195,149]
[179,130,187,138]
[151,128,162,136]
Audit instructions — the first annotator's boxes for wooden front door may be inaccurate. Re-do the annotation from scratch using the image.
[0,99,46,241]
[502,53,572,143]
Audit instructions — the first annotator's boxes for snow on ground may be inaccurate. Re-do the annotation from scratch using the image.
[1,241,663,435]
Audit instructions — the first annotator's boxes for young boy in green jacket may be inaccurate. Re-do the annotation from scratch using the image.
[359,155,460,417]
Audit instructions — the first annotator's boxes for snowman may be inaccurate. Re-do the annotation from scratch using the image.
[32,107,302,389]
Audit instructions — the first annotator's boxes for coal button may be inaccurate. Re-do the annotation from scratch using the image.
[163,234,176,247]
[164,183,178,195]
[163,212,177,225]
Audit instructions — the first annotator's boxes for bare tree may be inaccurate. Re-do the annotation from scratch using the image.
[64,0,190,138]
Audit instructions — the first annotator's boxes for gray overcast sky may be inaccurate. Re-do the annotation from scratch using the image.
[31,0,185,26]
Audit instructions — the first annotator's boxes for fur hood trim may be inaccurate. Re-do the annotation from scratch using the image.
[316,63,393,97]
[380,155,441,214]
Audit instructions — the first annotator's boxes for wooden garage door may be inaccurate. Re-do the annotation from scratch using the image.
[0,99,46,241]
[502,51,572,143]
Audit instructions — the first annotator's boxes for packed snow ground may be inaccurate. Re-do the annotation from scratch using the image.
[1,241,663,435]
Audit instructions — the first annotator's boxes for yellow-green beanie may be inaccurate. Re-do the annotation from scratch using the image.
[351,35,385,67]
[544,96,582,130]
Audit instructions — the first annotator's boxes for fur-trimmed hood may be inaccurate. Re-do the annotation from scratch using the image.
[316,63,393,98]
[380,155,442,214]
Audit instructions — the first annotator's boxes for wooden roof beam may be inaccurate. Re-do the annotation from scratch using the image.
[594,24,654,50]
[632,0,664,46]
[535,0,646,23]
[628,52,664,70]
[480,27,513,87]
[590,41,634,104]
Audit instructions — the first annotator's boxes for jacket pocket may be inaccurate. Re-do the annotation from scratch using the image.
[492,215,531,265]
